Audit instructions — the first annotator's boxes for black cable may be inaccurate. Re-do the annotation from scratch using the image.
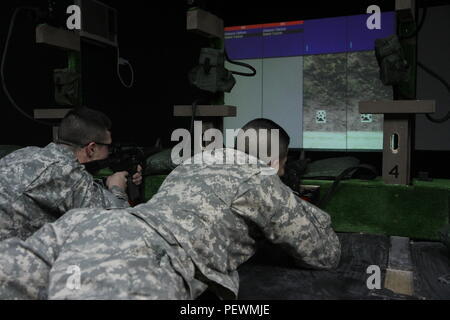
[397,0,450,123]
[418,61,450,123]
[224,49,256,77]
[190,99,200,139]
[400,0,428,40]
[1,7,54,127]
[317,165,377,209]
[116,45,134,89]
[190,98,207,155]
[419,62,450,95]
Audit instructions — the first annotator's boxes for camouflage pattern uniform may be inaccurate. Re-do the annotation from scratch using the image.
[0,143,129,241]
[0,149,340,300]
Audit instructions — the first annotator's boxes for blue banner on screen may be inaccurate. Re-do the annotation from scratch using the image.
[224,12,395,150]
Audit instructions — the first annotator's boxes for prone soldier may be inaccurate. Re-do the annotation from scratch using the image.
[0,107,142,241]
[0,118,340,299]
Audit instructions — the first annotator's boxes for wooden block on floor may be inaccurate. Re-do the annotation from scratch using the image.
[384,269,414,296]
[389,236,413,271]
[384,236,415,296]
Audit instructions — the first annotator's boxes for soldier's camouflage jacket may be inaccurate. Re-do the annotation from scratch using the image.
[0,148,340,300]
[0,143,129,241]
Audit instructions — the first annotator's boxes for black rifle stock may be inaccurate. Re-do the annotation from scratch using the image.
[84,145,161,205]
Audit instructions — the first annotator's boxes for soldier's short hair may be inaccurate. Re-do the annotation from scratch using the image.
[238,118,290,161]
[57,107,112,147]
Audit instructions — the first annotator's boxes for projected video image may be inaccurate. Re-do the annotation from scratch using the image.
[346,51,391,149]
[303,51,392,150]
[224,12,395,150]
[303,53,347,149]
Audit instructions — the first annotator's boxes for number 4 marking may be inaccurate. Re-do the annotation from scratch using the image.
[389,165,399,178]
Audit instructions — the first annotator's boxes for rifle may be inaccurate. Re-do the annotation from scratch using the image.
[84,144,161,205]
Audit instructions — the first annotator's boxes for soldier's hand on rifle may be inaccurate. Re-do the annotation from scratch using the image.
[106,171,129,191]
[132,165,143,186]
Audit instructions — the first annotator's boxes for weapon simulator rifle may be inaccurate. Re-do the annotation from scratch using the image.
[84,145,161,205]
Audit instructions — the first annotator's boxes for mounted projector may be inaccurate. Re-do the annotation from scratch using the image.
[188,48,236,93]
[74,0,118,47]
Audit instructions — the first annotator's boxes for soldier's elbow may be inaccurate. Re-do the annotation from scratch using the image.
[326,248,341,269]
[323,240,341,269]
[297,244,341,270]
[313,239,342,270]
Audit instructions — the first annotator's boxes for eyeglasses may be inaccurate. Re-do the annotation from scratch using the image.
[93,141,112,147]
[91,142,113,153]
[58,139,113,153]
[76,141,112,154]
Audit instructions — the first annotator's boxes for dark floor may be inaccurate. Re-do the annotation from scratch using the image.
[199,233,450,300]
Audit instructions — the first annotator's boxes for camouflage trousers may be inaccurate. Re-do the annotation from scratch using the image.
[0,208,197,300]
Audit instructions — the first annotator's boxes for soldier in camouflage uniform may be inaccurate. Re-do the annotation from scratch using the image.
[0,107,142,241]
[0,119,340,300]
